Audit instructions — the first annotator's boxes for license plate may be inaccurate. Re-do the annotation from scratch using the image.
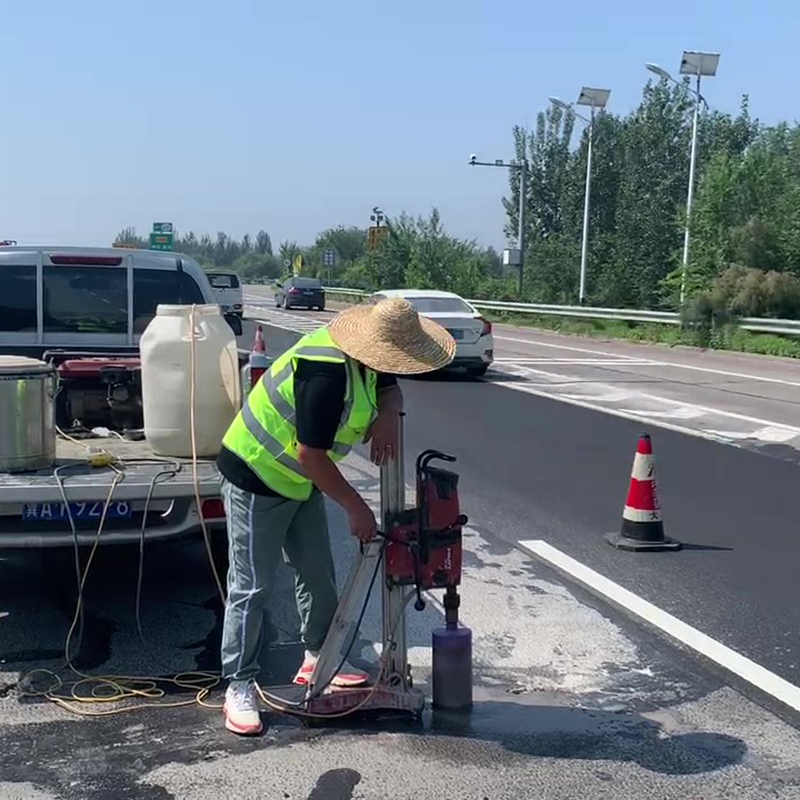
[448,329,464,340]
[302,290,314,295]
[22,501,133,521]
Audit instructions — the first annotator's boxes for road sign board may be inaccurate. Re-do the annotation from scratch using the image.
[152,222,173,234]
[149,232,174,251]
[283,258,292,268]
[323,249,336,267]
[368,225,388,252]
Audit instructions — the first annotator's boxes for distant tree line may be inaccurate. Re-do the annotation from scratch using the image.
[504,77,800,319]
[116,77,800,321]
[113,216,507,298]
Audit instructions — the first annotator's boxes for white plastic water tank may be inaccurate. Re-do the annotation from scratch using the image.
[140,304,242,458]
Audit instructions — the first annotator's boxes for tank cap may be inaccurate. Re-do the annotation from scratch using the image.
[155,304,221,317]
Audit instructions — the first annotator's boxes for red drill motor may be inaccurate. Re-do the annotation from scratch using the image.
[384,449,467,612]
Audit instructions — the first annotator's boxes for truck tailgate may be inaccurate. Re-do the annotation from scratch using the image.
[0,438,221,503]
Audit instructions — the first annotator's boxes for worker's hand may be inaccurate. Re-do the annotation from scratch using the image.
[347,499,377,543]
[363,409,400,466]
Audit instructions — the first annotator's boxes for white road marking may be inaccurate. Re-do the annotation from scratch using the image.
[495,376,730,443]
[496,334,800,389]
[617,407,706,420]
[518,539,800,714]
[497,363,800,437]
[705,427,799,443]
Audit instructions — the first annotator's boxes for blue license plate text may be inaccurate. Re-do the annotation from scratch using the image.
[22,501,133,521]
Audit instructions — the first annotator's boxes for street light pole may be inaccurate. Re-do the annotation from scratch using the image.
[681,73,701,303]
[646,51,719,304]
[550,87,610,305]
[579,103,595,304]
[517,161,526,296]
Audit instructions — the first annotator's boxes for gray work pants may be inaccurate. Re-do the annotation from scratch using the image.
[219,477,338,682]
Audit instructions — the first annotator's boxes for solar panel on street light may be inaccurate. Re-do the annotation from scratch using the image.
[680,51,720,77]
[577,87,610,109]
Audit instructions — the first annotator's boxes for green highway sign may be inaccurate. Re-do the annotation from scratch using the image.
[152,222,173,234]
[149,232,174,251]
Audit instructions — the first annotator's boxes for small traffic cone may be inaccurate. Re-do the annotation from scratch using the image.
[253,325,266,354]
[605,433,681,552]
[240,326,270,393]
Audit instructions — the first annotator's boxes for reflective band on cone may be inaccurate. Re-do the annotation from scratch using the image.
[605,433,681,552]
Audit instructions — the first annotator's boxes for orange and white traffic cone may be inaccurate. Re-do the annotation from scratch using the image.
[605,433,681,552]
[240,325,271,394]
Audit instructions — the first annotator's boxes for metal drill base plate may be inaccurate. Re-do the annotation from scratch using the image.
[262,682,425,719]
[305,684,426,717]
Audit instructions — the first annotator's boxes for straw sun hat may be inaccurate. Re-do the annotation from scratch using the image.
[328,297,456,375]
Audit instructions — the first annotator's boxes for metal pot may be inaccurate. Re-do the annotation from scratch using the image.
[0,356,56,473]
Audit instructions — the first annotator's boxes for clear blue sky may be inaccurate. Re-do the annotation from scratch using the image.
[1,0,797,251]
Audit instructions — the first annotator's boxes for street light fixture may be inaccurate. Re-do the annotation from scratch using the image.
[468,154,527,296]
[647,51,720,303]
[550,86,611,304]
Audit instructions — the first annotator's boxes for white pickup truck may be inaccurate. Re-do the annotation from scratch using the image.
[0,246,250,549]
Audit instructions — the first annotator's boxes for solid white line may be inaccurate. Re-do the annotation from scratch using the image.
[518,539,800,714]
[496,335,800,389]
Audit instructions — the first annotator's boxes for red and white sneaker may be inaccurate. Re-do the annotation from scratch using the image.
[223,679,263,735]
[293,650,369,688]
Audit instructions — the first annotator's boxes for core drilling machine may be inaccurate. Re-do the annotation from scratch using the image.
[297,414,472,717]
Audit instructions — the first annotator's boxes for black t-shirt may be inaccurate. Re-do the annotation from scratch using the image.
[217,361,397,497]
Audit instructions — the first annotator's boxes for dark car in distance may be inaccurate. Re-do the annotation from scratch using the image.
[274,277,326,310]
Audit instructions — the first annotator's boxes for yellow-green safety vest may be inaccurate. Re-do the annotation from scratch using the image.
[222,327,378,501]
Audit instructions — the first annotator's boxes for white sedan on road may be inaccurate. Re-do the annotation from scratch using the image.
[370,289,494,376]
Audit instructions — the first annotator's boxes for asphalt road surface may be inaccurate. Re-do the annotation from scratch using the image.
[245,284,800,458]
[2,301,800,798]
[3,449,800,799]
[241,300,800,691]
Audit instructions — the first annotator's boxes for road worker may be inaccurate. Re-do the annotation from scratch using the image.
[217,297,455,734]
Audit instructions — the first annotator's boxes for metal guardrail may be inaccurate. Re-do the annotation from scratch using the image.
[320,288,800,336]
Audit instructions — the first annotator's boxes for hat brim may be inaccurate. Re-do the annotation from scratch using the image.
[328,304,456,375]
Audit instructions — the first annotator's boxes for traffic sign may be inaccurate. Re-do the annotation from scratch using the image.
[149,232,174,251]
[283,258,292,268]
[323,249,336,267]
[152,222,173,234]
[368,225,389,252]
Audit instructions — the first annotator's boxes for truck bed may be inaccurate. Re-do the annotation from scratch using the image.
[0,436,221,503]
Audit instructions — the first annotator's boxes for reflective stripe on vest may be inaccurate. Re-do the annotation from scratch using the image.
[222,328,378,500]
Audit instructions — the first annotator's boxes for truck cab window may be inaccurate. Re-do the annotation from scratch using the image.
[43,265,128,333]
[0,264,37,332]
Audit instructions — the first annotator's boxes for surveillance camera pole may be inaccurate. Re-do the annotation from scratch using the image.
[516,162,526,297]
[469,156,527,297]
